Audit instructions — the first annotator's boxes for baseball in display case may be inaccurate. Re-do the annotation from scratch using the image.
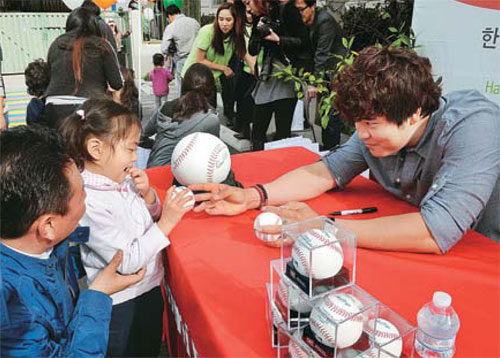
[363,303,417,358]
[266,282,292,349]
[270,259,314,331]
[281,217,357,298]
[282,285,380,358]
[276,290,417,358]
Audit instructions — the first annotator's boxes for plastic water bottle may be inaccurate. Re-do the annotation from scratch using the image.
[415,291,460,358]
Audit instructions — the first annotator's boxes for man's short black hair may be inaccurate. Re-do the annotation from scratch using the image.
[153,53,165,66]
[165,4,181,16]
[0,126,73,238]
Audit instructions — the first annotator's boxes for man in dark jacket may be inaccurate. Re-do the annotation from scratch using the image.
[295,0,344,148]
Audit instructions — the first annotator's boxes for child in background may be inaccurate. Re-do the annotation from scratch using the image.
[24,59,50,126]
[150,53,174,109]
[58,99,193,357]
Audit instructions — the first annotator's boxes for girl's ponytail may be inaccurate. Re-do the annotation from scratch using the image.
[58,108,88,170]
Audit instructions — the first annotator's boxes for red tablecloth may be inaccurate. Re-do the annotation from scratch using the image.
[147,147,500,358]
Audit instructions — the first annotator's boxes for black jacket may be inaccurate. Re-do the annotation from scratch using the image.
[309,8,344,78]
[248,2,313,77]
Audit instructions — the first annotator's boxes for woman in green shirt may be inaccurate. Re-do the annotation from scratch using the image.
[182,3,253,82]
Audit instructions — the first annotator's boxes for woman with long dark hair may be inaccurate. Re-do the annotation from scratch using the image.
[143,63,220,168]
[181,3,253,90]
[43,7,123,128]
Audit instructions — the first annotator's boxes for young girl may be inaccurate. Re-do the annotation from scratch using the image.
[58,99,193,357]
[150,53,174,109]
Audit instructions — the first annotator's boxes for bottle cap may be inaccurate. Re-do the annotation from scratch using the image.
[433,291,452,308]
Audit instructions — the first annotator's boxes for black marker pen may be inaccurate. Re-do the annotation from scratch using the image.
[329,207,378,216]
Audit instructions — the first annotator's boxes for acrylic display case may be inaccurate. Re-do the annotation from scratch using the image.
[281,217,357,298]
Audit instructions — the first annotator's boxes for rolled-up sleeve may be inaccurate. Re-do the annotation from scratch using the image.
[320,133,368,188]
[420,105,500,253]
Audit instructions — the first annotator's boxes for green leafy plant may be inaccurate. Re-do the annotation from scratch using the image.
[272,36,358,131]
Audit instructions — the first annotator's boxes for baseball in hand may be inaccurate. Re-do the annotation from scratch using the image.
[171,132,231,185]
[309,292,364,348]
[292,229,344,280]
[254,212,283,243]
[171,186,195,208]
[365,318,403,358]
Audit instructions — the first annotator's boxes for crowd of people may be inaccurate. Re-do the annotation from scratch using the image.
[1,0,499,357]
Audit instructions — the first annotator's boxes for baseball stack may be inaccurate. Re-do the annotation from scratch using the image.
[264,216,417,358]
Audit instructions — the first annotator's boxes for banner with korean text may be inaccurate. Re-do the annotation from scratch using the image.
[412,0,500,105]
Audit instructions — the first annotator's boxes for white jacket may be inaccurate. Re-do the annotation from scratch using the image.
[80,170,169,305]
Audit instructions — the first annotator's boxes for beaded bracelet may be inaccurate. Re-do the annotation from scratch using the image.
[251,184,268,209]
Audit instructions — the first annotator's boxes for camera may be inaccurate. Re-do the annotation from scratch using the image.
[255,17,279,38]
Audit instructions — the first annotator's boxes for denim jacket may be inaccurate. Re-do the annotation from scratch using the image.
[0,229,112,357]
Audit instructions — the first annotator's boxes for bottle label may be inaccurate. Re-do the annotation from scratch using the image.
[415,330,456,358]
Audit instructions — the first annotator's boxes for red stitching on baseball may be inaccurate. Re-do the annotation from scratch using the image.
[310,316,337,346]
[365,321,399,340]
[324,295,364,322]
[206,143,226,183]
[289,340,309,358]
[309,230,343,256]
[278,282,289,306]
[294,246,311,276]
[172,133,199,170]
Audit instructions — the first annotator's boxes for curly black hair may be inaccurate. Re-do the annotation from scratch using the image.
[24,59,49,97]
[333,46,442,125]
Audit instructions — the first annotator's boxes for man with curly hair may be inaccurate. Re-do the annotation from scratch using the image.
[192,46,500,254]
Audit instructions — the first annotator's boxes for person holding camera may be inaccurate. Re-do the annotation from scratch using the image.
[248,0,312,151]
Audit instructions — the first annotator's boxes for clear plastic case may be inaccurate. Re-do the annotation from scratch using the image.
[281,217,357,298]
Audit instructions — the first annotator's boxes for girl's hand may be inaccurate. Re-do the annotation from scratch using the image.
[129,167,155,204]
[157,186,193,236]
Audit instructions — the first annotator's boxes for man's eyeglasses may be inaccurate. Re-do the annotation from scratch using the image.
[296,4,312,13]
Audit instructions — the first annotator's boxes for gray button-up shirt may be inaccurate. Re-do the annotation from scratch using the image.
[322,90,500,253]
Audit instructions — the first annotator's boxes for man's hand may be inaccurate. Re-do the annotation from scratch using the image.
[263,201,319,223]
[89,250,146,296]
[129,167,155,204]
[190,183,259,216]
[306,85,319,99]
[222,66,234,78]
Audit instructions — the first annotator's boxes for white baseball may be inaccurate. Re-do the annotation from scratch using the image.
[365,319,403,358]
[171,132,231,185]
[292,229,344,280]
[276,279,312,314]
[309,292,364,349]
[171,186,195,208]
[289,332,316,358]
[254,212,283,243]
